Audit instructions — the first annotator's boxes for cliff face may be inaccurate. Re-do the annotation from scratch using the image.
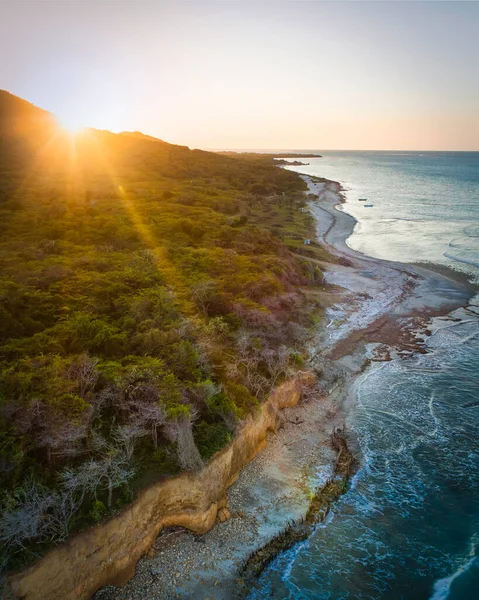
[9,375,310,600]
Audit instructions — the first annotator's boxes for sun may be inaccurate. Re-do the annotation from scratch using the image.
[57,113,85,134]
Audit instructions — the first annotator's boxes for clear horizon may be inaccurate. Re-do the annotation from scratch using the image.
[208,148,479,153]
[1,0,478,151]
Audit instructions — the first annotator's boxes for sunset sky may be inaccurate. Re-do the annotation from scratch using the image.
[1,0,478,151]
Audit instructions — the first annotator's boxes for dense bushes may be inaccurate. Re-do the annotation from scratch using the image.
[0,91,325,570]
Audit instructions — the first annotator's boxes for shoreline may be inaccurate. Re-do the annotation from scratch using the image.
[303,176,476,359]
[94,176,477,600]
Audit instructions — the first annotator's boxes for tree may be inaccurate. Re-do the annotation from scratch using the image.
[112,422,147,462]
[32,401,90,464]
[184,380,218,410]
[164,407,203,472]
[134,402,165,448]
[262,345,291,387]
[227,332,270,398]
[60,448,135,508]
[191,280,217,316]
[66,353,99,399]
[121,377,167,448]
[206,391,238,431]
[0,480,78,568]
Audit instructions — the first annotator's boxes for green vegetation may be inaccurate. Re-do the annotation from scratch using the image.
[0,91,328,569]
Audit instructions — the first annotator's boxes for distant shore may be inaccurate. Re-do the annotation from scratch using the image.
[95,176,476,600]
[217,152,322,158]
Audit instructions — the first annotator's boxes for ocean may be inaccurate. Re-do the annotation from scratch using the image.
[285,151,479,282]
[249,152,479,599]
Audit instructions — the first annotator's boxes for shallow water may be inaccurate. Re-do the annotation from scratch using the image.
[284,151,479,283]
[249,153,479,599]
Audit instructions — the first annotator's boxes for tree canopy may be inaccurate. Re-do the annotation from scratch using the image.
[0,91,329,570]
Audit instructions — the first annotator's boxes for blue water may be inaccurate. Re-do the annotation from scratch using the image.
[284,151,479,282]
[250,152,479,599]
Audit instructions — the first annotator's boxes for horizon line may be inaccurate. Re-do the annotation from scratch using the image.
[204,148,479,153]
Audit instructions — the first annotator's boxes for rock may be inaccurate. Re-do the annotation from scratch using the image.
[218,509,227,523]
[217,495,228,510]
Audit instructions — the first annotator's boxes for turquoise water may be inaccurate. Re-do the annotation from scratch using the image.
[250,152,479,599]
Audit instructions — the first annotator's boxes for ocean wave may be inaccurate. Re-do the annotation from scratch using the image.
[448,238,466,249]
[448,235,479,249]
[443,251,479,269]
[385,216,425,223]
[464,224,479,238]
[429,536,479,600]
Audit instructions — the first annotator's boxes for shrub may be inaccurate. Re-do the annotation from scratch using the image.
[152,445,180,475]
[195,420,231,460]
[89,500,106,523]
[206,392,238,427]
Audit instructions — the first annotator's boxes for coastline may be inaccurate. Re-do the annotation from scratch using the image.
[94,177,477,600]
[304,176,475,359]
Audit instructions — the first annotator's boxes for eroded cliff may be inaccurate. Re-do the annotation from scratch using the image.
[9,374,311,600]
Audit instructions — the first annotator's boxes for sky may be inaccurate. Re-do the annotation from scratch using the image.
[0,0,478,151]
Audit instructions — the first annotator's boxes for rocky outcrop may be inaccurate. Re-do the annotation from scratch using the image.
[8,374,312,600]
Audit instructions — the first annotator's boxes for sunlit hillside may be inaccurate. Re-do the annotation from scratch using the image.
[0,91,329,570]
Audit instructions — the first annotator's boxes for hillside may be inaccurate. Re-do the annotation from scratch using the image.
[0,91,329,572]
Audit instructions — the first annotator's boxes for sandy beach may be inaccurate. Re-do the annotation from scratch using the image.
[94,177,475,600]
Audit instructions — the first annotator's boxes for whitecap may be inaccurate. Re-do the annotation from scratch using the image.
[443,251,479,269]
[430,554,478,600]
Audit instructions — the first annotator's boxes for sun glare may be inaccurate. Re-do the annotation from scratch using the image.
[58,114,85,134]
